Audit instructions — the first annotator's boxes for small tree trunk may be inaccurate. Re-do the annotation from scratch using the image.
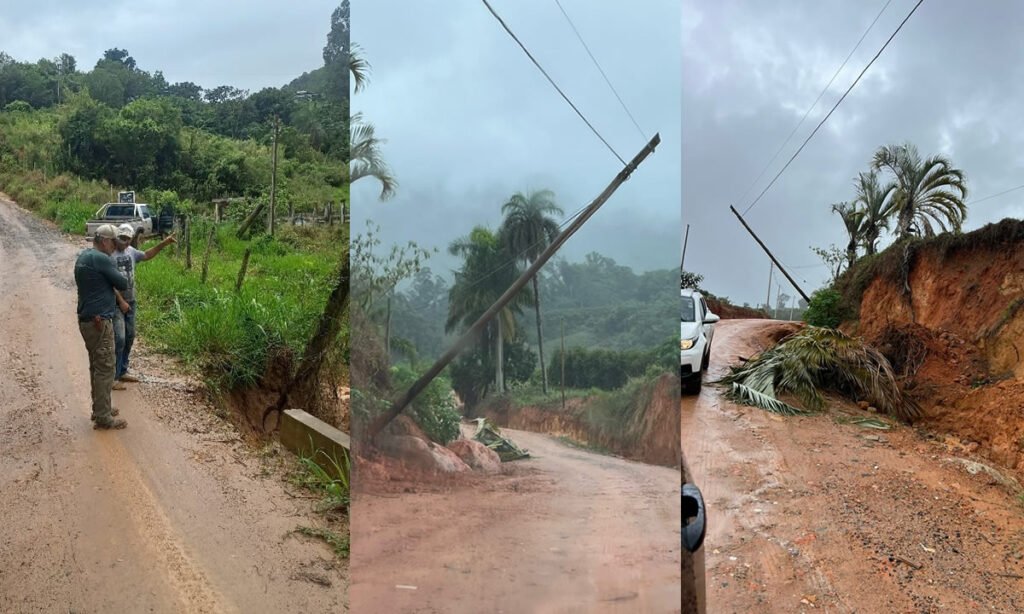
[384,294,392,358]
[533,275,548,395]
[267,257,350,426]
[495,318,504,395]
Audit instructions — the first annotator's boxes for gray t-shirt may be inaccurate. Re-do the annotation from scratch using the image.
[111,246,146,302]
[75,249,129,318]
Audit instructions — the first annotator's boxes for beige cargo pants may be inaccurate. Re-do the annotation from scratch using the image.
[78,318,115,422]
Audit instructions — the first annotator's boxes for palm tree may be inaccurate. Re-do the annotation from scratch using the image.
[852,170,897,255]
[446,227,532,395]
[499,190,563,395]
[831,201,864,271]
[349,42,370,94]
[871,143,968,241]
[350,112,396,200]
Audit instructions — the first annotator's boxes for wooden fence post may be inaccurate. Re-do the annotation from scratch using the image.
[235,248,252,293]
[184,217,192,270]
[200,225,216,284]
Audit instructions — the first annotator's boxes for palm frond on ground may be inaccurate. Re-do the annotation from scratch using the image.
[718,326,920,421]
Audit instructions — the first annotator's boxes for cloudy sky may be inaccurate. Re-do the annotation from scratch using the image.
[0,1,336,92]
[683,0,1024,307]
[352,0,680,280]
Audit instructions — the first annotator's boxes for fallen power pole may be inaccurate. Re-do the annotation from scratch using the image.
[729,205,809,303]
[367,133,661,440]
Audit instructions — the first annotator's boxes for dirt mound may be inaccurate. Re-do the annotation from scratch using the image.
[706,296,767,319]
[750,321,802,349]
[849,220,1024,477]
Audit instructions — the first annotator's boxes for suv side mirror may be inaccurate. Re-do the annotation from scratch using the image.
[703,313,720,324]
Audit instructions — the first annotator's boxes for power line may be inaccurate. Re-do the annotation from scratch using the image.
[482,0,627,165]
[735,0,893,207]
[742,0,925,216]
[970,182,1024,206]
[552,0,646,141]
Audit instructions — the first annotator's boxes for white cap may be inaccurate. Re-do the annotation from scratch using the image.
[95,224,117,239]
[117,223,135,238]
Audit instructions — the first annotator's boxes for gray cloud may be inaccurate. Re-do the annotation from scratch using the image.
[0,1,337,91]
[352,0,680,279]
[683,0,1024,306]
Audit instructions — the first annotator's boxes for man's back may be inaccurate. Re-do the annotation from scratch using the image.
[75,248,128,318]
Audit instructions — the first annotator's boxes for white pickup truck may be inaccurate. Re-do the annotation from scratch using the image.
[84,191,157,239]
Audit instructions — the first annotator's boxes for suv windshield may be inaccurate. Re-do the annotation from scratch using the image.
[681,296,696,322]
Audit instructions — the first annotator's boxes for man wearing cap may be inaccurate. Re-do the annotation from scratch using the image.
[75,224,129,429]
[111,223,175,388]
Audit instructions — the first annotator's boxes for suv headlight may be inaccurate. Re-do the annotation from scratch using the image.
[680,337,695,350]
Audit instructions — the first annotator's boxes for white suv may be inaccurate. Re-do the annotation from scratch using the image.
[681,289,719,394]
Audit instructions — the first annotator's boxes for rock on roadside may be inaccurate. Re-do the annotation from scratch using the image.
[378,435,469,473]
[447,439,502,473]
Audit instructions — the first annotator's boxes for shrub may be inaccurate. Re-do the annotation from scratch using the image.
[390,364,461,444]
[804,288,846,328]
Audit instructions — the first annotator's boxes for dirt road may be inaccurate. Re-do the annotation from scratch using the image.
[0,197,344,612]
[682,319,1024,613]
[350,426,681,613]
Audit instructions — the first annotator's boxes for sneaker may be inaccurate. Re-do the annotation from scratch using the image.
[112,382,127,391]
[119,374,140,383]
[93,418,127,430]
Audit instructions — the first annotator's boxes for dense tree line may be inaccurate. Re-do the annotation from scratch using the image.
[0,6,348,206]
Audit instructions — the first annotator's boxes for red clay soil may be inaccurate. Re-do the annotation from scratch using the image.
[482,372,681,467]
[683,319,1024,613]
[852,221,1024,478]
[706,296,768,319]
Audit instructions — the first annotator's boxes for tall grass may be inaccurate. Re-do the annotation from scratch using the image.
[134,221,344,390]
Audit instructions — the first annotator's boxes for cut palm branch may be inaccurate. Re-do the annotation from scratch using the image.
[717,326,920,421]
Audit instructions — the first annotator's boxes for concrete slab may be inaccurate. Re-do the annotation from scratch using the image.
[280,409,350,479]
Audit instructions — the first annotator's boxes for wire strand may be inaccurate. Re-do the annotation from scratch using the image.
[969,182,1024,206]
[742,0,925,216]
[735,0,893,208]
[553,0,647,141]
[481,0,627,166]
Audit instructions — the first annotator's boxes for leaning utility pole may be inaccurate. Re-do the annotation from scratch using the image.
[729,205,809,302]
[680,223,690,270]
[268,115,280,237]
[367,134,661,440]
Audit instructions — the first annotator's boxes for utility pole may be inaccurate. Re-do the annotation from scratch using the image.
[268,115,279,237]
[766,260,773,313]
[680,223,690,270]
[560,318,566,410]
[789,294,797,321]
[367,134,661,439]
[730,205,809,302]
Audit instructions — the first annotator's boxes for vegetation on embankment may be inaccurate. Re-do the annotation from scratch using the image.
[134,220,347,392]
[479,371,680,467]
